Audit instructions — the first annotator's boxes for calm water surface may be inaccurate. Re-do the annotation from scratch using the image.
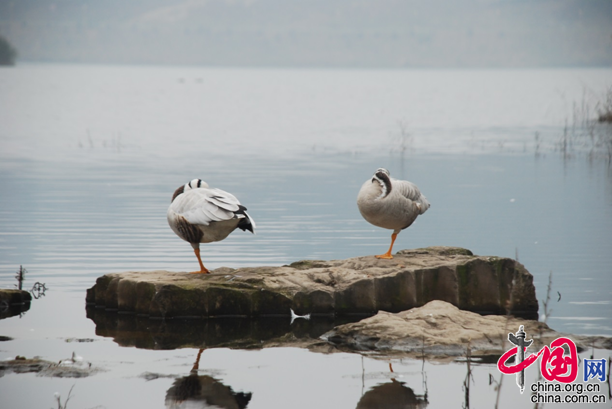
[0,65,611,408]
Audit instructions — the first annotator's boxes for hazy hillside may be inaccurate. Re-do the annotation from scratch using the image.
[1,0,611,67]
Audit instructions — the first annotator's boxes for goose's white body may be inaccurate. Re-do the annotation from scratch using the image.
[357,168,429,258]
[167,179,255,273]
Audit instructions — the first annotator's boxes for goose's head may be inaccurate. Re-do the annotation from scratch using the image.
[371,168,392,198]
[171,178,210,202]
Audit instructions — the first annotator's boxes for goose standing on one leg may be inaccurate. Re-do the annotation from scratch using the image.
[357,168,430,259]
[167,179,256,274]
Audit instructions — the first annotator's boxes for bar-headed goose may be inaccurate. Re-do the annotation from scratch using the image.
[167,178,255,273]
[357,168,430,259]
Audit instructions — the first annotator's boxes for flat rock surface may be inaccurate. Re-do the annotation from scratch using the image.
[86,247,538,319]
[322,300,612,359]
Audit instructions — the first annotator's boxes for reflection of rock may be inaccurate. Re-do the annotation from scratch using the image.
[324,300,612,358]
[86,247,538,320]
[0,289,31,319]
[357,380,427,409]
[86,306,347,350]
[165,375,252,409]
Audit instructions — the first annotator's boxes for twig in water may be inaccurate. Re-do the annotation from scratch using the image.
[463,339,473,409]
[532,271,555,409]
[15,265,26,290]
[54,384,75,409]
[515,247,519,262]
[541,272,553,324]
[420,334,428,403]
[30,282,48,299]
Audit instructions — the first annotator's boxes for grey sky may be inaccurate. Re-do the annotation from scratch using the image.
[1,0,611,67]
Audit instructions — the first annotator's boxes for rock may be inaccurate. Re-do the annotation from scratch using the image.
[322,300,612,359]
[86,246,538,320]
[0,289,31,319]
[0,356,101,378]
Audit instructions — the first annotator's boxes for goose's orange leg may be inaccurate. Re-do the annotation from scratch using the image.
[190,348,204,374]
[376,233,397,259]
[190,248,210,274]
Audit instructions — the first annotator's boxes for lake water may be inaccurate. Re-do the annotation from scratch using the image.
[0,65,611,408]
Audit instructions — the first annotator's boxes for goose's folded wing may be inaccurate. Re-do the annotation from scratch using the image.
[206,188,242,210]
[394,179,430,214]
[394,180,422,201]
[173,189,241,226]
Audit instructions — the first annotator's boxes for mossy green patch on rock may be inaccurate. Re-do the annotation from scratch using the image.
[205,286,253,317]
[335,279,376,315]
[287,260,329,270]
[416,266,458,306]
[406,246,474,257]
[374,270,416,312]
[150,284,208,319]
[292,289,335,315]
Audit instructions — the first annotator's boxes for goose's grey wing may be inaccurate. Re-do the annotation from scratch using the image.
[172,188,241,226]
[393,179,430,215]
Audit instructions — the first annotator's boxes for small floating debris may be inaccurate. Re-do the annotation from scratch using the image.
[0,354,101,378]
[290,308,311,324]
[140,371,177,381]
[59,352,83,366]
[64,338,95,343]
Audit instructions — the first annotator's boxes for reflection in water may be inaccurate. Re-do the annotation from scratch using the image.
[166,349,252,409]
[357,359,428,409]
[0,265,44,319]
[14,265,26,290]
[0,302,30,320]
[86,306,361,350]
[462,344,473,409]
[356,380,428,409]
[0,288,31,319]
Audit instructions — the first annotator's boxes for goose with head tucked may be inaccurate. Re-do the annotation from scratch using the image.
[357,168,430,259]
[167,178,255,274]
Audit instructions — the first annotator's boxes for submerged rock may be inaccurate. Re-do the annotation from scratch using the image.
[0,356,101,378]
[322,300,612,358]
[86,247,538,320]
